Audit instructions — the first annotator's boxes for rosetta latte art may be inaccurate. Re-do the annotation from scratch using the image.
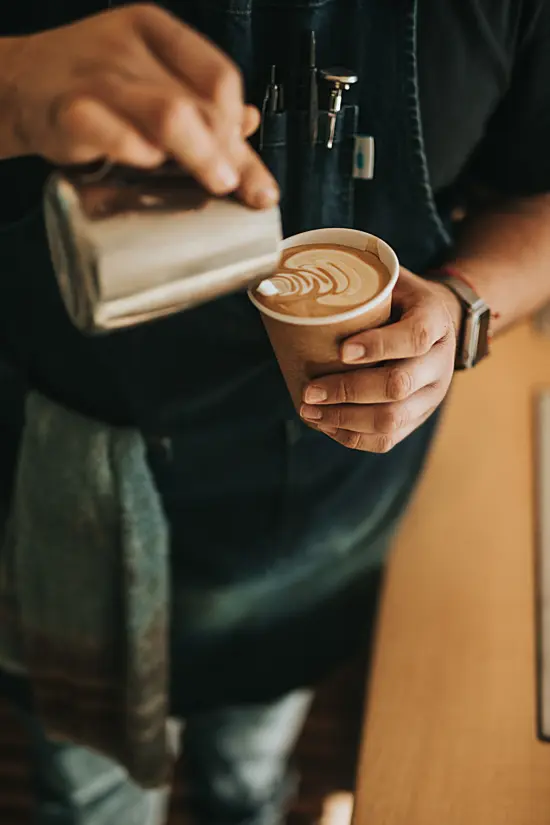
[272,247,376,307]
[254,243,389,318]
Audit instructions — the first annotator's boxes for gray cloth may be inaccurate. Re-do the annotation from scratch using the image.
[0,391,172,788]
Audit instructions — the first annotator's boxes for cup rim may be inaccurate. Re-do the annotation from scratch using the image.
[247,228,399,326]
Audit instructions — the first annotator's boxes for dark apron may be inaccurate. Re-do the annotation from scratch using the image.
[143,0,453,713]
[0,0,453,713]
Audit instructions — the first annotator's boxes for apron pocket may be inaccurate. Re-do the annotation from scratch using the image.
[258,110,290,224]
[286,104,359,234]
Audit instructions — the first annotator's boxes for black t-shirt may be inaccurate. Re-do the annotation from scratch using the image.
[419,0,550,197]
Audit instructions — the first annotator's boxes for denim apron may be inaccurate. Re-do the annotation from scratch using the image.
[0,0,453,714]
[137,0,453,714]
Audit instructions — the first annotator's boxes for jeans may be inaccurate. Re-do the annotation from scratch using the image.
[16,689,312,825]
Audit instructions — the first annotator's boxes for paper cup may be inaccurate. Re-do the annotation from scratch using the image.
[248,228,400,411]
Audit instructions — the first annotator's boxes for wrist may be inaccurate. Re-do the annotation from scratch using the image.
[426,266,493,369]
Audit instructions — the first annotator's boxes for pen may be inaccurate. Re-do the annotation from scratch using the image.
[259,65,284,151]
[308,31,319,146]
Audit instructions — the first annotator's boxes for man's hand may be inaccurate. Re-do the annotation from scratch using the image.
[300,270,462,452]
[0,4,278,208]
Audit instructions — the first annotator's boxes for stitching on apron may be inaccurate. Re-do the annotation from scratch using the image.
[405,0,451,247]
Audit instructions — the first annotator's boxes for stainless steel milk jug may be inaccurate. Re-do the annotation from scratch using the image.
[44,163,282,334]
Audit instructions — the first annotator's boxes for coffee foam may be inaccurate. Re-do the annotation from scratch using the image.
[254,243,389,318]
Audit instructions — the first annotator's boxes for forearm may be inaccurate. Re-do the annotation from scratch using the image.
[449,193,550,336]
[0,37,27,160]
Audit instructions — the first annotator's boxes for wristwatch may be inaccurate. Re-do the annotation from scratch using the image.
[427,269,492,370]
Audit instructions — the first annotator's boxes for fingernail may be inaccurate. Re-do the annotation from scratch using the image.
[304,386,328,404]
[215,160,239,190]
[135,145,165,167]
[318,425,338,435]
[342,343,366,363]
[251,185,280,209]
[300,404,323,421]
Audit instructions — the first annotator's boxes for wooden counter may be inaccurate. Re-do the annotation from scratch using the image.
[355,322,550,824]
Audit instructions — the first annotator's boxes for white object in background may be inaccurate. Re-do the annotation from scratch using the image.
[319,792,354,825]
[536,389,550,739]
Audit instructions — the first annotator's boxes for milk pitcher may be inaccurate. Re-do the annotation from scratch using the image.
[44,163,282,334]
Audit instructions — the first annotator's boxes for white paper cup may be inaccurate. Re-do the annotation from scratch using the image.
[248,228,399,411]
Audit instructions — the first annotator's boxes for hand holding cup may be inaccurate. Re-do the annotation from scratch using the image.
[249,228,400,412]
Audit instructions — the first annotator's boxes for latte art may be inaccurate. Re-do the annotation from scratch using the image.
[272,248,368,306]
[255,243,390,318]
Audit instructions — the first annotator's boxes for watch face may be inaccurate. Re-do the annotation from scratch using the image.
[474,307,492,365]
[460,305,491,369]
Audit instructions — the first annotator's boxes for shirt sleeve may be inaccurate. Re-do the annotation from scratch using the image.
[470,0,550,195]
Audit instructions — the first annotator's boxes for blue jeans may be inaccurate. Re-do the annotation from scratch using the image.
[17,690,312,825]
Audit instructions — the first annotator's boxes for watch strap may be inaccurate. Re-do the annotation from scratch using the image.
[427,269,492,369]
[434,272,483,312]
[430,274,468,367]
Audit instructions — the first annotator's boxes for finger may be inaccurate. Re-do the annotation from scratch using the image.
[340,300,452,365]
[80,78,241,194]
[99,56,255,185]
[202,104,260,183]
[303,351,446,407]
[242,105,261,138]
[235,141,280,209]
[136,5,244,117]
[317,405,438,453]
[52,96,166,166]
[134,6,251,184]
[300,385,439,434]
